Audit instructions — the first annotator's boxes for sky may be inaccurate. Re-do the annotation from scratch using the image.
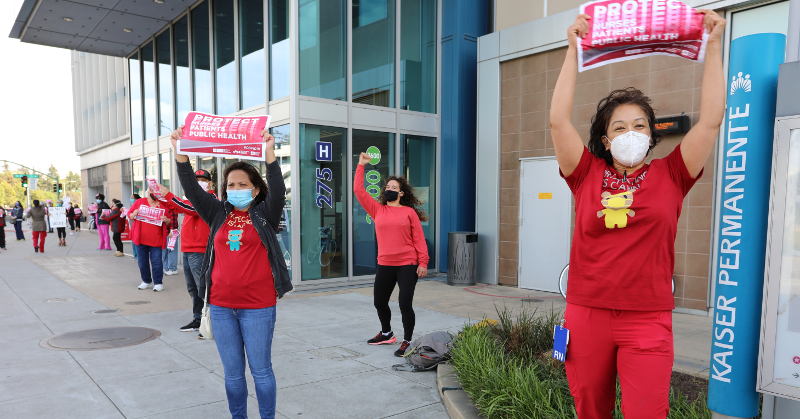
[0,0,81,177]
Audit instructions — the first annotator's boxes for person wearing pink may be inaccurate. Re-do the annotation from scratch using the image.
[354,152,429,357]
[94,193,112,250]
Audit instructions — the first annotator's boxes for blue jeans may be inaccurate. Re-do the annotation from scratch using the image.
[183,252,206,320]
[162,238,179,271]
[211,304,277,419]
[14,221,24,240]
[135,244,163,285]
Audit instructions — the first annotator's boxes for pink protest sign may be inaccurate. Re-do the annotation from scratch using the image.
[167,229,180,250]
[578,0,707,72]
[178,112,271,161]
[135,205,166,227]
[88,203,98,214]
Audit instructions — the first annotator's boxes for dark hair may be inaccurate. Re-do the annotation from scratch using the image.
[96,193,105,201]
[221,162,268,205]
[132,194,141,200]
[112,198,121,204]
[33,200,40,207]
[115,202,124,209]
[588,87,661,166]
[379,176,428,222]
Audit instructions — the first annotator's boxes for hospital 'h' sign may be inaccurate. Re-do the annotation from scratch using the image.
[707,32,785,418]
[315,141,332,162]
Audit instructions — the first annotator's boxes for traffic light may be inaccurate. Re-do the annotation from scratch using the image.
[58,183,64,193]
[21,175,28,188]
[53,184,58,193]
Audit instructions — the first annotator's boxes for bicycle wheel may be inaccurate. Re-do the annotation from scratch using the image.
[558,264,569,299]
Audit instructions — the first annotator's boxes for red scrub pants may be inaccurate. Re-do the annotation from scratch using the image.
[564,303,674,419]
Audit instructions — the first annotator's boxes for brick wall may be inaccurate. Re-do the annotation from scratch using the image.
[499,49,715,310]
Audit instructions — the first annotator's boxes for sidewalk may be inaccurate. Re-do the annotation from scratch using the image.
[0,226,714,418]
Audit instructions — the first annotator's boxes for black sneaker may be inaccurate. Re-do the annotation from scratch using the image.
[367,331,396,345]
[394,340,411,357]
[180,319,201,332]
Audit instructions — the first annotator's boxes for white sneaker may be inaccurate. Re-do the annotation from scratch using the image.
[164,270,177,276]
[153,284,164,292]
[137,282,152,290]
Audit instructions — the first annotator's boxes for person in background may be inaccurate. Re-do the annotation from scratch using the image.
[88,202,98,230]
[130,193,142,260]
[95,194,112,251]
[26,200,48,253]
[12,201,25,241]
[55,201,68,247]
[66,204,76,234]
[0,206,6,250]
[162,210,180,276]
[128,193,173,292]
[102,202,127,257]
[156,169,215,332]
[73,204,82,232]
[46,201,54,234]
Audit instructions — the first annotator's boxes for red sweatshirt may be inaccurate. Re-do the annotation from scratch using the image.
[160,191,216,253]
[128,198,172,248]
[354,164,429,267]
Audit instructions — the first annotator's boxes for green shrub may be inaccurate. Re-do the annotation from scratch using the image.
[450,306,712,419]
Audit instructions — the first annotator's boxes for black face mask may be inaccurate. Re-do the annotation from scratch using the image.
[383,190,399,202]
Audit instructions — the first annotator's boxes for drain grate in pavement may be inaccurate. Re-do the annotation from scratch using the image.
[124,300,151,305]
[43,327,161,351]
[93,309,119,314]
[44,297,76,303]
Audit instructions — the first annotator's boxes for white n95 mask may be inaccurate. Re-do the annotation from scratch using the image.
[610,130,650,167]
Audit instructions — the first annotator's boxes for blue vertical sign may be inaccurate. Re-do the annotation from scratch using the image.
[708,33,785,418]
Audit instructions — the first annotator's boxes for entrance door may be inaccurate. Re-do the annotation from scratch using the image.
[518,158,572,292]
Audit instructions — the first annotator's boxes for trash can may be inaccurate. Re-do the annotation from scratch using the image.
[447,232,478,285]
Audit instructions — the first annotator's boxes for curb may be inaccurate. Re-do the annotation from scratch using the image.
[437,363,484,419]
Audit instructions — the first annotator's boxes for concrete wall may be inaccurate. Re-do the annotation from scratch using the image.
[494,0,586,31]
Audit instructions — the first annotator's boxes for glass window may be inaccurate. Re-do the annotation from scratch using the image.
[197,156,217,186]
[214,0,236,115]
[156,30,174,135]
[403,134,436,267]
[141,42,158,140]
[192,1,213,113]
[299,0,346,100]
[145,155,159,182]
[270,124,292,273]
[352,0,394,107]
[174,16,191,126]
[300,124,347,280]
[239,0,265,109]
[160,151,171,189]
[270,0,290,100]
[132,159,144,194]
[401,0,437,113]
[352,130,395,276]
[129,53,143,144]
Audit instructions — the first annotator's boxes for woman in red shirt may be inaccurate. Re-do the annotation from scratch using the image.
[128,194,172,292]
[549,11,726,418]
[169,127,290,419]
[354,152,430,357]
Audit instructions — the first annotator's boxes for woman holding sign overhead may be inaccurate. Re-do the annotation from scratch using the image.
[128,192,173,292]
[169,125,290,419]
[549,10,726,418]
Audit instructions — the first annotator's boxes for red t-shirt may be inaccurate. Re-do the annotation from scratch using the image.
[561,145,701,311]
[354,165,430,267]
[128,198,172,248]
[210,210,276,309]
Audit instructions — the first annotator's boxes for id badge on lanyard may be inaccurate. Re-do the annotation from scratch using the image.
[552,320,570,363]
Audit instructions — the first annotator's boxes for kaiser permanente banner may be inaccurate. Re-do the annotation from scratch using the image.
[708,33,785,417]
[578,0,708,72]
[178,112,271,161]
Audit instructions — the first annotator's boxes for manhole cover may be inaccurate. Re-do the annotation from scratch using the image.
[43,327,161,351]
[93,309,119,314]
[124,300,151,305]
[44,297,75,303]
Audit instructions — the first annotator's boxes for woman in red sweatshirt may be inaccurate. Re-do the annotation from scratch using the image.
[354,152,430,357]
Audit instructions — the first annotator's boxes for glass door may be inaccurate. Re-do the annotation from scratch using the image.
[402,135,436,268]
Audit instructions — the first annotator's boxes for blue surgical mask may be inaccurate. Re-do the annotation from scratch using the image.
[227,189,254,209]
[130,198,136,203]
[95,199,102,204]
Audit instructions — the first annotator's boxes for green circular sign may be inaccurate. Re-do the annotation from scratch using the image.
[366,146,381,165]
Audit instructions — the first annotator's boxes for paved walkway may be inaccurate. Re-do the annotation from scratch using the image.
[0,225,715,418]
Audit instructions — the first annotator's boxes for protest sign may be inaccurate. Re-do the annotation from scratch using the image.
[178,112,271,161]
[88,203,98,214]
[578,0,707,72]
[48,207,67,228]
[135,205,165,227]
[121,207,131,241]
[167,229,181,250]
